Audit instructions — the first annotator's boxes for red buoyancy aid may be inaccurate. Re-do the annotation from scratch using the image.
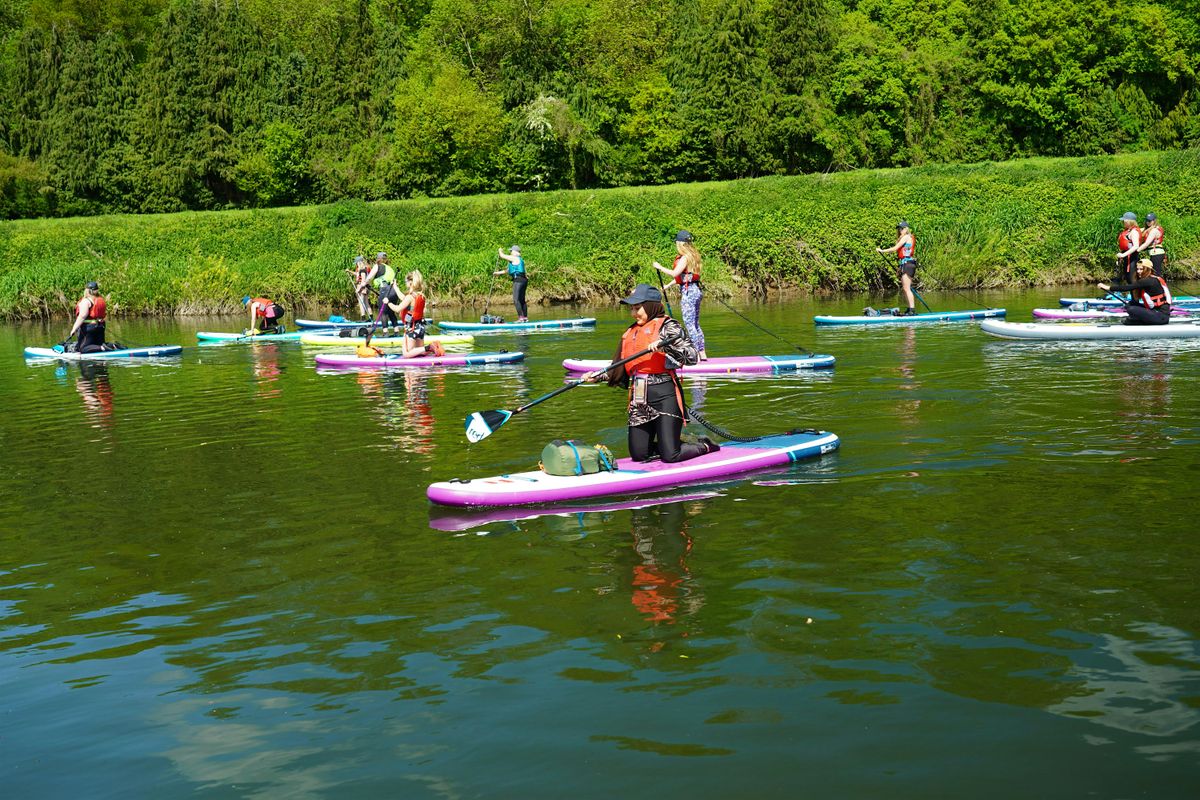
[897,237,915,262]
[252,297,274,317]
[673,254,698,286]
[1144,225,1165,248]
[78,296,105,322]
[621,317,671,375]
[1135,276,1171,309]
[407,293,426,322]
[1118,227,1139,252]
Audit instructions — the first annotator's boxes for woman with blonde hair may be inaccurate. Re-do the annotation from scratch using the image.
[652,230,707,360]
[389,271,442,358]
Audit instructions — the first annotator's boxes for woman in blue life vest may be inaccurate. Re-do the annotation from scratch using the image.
[494,245,528,322]
[877,221,917,316]
[1098,258,1172,326]
[68,281,107,352]
[584,283,718,463]
[653,229,707,361]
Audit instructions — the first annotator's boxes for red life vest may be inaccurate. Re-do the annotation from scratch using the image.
[1117,227,1139,253]
[1144,225,1164,250]
[1135,276,1171,310]
[897,236,915,262]
[673,254,698,286]
[621,317,670,375]
[252,297,274,317]
[406,293,426,322]
[78,296,105,323]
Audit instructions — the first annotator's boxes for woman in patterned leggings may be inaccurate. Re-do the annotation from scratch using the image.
[653,230,707,361]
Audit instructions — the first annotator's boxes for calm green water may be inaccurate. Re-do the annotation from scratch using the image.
[3,289,1199,798]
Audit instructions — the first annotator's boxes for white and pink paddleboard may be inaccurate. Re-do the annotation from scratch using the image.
[1033,307,1195,320]
[427,430,840,507]
[315,351,524,369]
[562,353,835,374]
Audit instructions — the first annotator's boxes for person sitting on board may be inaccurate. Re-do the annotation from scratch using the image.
[1138,213,1166,277]
[652,229,707,361]
[387,271,443,358]
[584,283,718,463]
[1116,211,1141,284]
[67,281,107,353]
[243,295,286,334]
[495,245,528,322]
[348,255,373,319]
[876,221,918,316]
[1098,258,1172,326]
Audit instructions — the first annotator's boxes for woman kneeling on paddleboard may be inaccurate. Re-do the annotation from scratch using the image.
[68,281,106,353]
[390,271,442,358]
[1099,258,1172,326]
[585,283,718,463]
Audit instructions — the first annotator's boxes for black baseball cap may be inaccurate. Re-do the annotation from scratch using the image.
[619,283,662,305]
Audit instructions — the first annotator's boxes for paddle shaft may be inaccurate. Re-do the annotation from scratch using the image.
[709,294,814,355]
[879,252,932,311]
[484,255,499,318]
[511,345,656,416]
[654,268,676,319]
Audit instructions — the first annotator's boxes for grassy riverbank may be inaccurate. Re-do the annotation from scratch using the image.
[1,149,1198,319]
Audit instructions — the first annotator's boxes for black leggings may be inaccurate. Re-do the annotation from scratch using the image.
[512,276,528,318]
[1123,305,1170,326]
[78,323,106,353]
[378,287,399,328]
[1118,255,1136,284]
[1150,252,1165,277]
[628,380,706,463]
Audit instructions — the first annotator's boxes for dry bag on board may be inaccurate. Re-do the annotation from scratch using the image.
[540,440,617,476]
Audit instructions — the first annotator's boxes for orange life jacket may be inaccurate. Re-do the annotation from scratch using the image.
[1135,276,1171,310]
[78,296,105,323]
[621,317,670,375]
[252,297,274,317]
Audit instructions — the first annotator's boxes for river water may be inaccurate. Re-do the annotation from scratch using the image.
[2,289,1198,798]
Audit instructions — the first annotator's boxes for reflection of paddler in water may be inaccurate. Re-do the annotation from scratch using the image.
[1114,349,1172,437]
[251,345,283,399]
[628,500,704,628]
[894,325,921,426]
[75,361,115,428]
[353,368,442,454]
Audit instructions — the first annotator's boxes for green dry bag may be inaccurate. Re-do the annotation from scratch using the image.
[539,440,617,476]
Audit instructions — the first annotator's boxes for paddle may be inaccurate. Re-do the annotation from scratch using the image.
[52,335,75,354]
[708,294,815,356]
[654,268,677,319]
[482,256,499,323]
[465,345,658,442]
[878,252,931,312]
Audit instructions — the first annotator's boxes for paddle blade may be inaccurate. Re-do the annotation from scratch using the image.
[465,410,512,442]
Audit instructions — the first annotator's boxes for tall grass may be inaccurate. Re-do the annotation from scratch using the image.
[1,150,1197,319]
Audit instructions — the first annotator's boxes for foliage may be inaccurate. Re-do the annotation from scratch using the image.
[2,149,1198,319]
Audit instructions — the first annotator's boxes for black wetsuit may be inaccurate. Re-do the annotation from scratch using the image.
[1108,277,1171,326]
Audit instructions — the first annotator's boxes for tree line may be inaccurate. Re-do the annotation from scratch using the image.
[1,0,1197,220]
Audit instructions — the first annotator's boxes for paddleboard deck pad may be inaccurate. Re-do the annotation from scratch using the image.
[197,330,312,342]
[300,333,474,347]
[814,309,1005,325]
[562,354,835,373]
[981,319,1200,340]
[315,351,525,368]
[428,430,840,507]
[436,318,597,332]
[24,344,184,360]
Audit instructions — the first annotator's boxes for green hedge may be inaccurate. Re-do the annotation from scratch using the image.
[1,149,1198,318]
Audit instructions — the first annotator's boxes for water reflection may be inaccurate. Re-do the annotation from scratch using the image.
[894,326,922,427]
[352,369,444,454]
[75,361,115,429]
[627,500,704,631]
[251,345,283,400]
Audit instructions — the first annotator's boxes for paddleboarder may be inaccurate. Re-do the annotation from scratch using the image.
[1139,213,1166,277]
[495,245,528,322]
[67,281,107,353]
[653,230,707,361]
[243,295,286,335]
[1116,211,1141,284]
[1098,258,1172,326]
[877,221,917,316]
[348,255,373,319]
[391,271,442,358]
[584,283,718,463]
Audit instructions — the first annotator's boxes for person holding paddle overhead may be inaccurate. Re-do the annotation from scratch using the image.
[1139,213,1166,277]
[495,245,528,322]
[1098,258,1172,326]
[243,295,286,335]
[1116,211,1141,284]
[584,283,718,463]
[653,229,707,361]
[67,281,107,353]
[877,221,917,316]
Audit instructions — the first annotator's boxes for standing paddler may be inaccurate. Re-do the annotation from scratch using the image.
[495,245,528,322]
[653,230,707,361]
[877,221,918,316]
[1116,211,1141,284]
